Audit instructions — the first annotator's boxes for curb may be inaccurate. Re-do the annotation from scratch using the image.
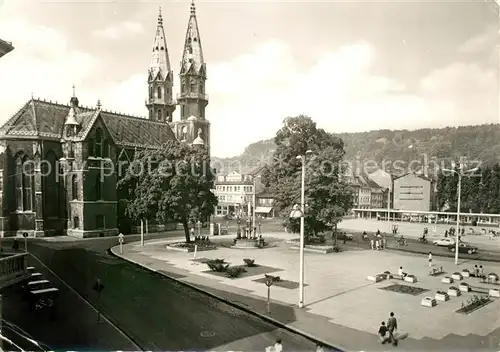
[109,244,345,352]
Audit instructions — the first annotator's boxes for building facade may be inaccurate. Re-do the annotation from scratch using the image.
[0,4,210,238]
[0,38,14,59]
[255,192,275,218]
[214,171,255,217]
[393,173,434,212]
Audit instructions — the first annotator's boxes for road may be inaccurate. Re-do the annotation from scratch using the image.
[2,232,319,351]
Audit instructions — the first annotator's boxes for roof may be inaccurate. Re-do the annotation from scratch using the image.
[0,37,14,58]
[393,172,433,182]
[148,8,172,81]
[0,98,177,148]
[180,2,205,76]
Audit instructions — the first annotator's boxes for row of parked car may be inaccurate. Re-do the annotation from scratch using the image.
[432,237,478,254]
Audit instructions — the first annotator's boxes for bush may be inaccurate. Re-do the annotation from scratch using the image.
[462,269,470,272]
[206,260,229,272]
[332,244,341,252]
[213,259,225,264]
[226,266,247,278]
[436,290,447,295]
[243,258,256,267]
[449,286,458,291]
[489,273,499,280]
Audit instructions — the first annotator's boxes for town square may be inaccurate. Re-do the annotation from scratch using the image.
[0,0,500,351]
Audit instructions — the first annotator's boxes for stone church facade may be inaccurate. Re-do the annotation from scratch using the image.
[0,3,210,238]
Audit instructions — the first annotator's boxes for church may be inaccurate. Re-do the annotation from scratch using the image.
[0,2,210,238]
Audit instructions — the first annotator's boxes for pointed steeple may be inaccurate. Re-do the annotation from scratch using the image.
[65,86,79,126]
[146,6,176,123]
[149,6,172,81]
[180,0,205,76]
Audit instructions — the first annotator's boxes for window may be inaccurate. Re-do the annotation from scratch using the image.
[190,83,196,93]
[157,109,163,121]
[199,83,204,94]
[95,175,102,200]
[14,157,23,211]
[73,216,79,229]
[23,158,33,211]
[96,215,105,229]
[166,87,171,96]
[95,128,103,157]
[182,105,186,117]
[157,86,162,99]
[43,151,59,217]
[72,174,78,200]
[103,139,109,158]
[149,86,153,99]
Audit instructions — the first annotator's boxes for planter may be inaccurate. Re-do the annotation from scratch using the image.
[404,275,417,283]
[488,274,499,282]
[489,288,500,298]
[448,287,461,297]
[441,276,454,284]
[456,297,492,314]
[461,270,471,278]
[451,273,463,281]
[435,292,450,302]
[421,297,437,307]
[367,274,385,283]
[459,283,471,292]
[383,271,393,279]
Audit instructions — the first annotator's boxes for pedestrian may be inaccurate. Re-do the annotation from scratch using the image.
[474,264,479,277]
[376,240,380,250]
[370,239,374,250]
[387,312,398,346]
[274,339,283,352]
[316,343,325,352]
[480,265,484,278]
[378,321,390,344]
[428,252,433,269]
[190,227,195,239]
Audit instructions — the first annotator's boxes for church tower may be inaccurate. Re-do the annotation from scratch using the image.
[174,0,210,151]
[146,7,176,123]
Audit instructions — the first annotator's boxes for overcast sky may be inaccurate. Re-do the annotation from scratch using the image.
[0,0,497,157]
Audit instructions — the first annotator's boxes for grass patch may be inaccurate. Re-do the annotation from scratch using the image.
[380,284,429,296]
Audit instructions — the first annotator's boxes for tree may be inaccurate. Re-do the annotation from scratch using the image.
[262,115,354,242]
[117,140,218,243]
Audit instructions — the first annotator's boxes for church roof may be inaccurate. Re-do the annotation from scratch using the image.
[180,1,206,76]
[148,7,172,82]
[0,98,177,148]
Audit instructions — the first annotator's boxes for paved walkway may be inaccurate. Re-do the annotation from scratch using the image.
[112,234,500,351]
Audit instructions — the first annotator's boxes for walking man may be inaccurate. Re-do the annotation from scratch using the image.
[387,312,398,346]
[428,252,433,268]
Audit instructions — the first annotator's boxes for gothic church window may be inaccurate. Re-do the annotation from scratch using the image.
[14,157,23,211]
[103,139,109,158]
[157,86,162,99]
[181,126,187,141]
[95,128,103,157]
[157,109,163,121]
[72,174,78,200]
[23,157,33,211]
[73,216,79,229]
[199,83,204,94]
[190,80,196,93]
[149,86,153,99]
[43,151,59,217]
[95,175,102,200]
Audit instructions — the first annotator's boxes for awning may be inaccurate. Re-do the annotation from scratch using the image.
[255,206,273,214]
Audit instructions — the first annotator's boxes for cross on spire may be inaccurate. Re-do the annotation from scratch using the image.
[158,6,163,25]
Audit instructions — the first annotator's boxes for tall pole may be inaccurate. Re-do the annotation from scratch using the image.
[455,173,462,265]
[387,187,391,233]
[140,219,144,246]
[299,155,305,308]
[252,177,256,237]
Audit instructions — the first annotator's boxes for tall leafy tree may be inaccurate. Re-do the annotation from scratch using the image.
[262,115,354,241]
[117,140,218,242]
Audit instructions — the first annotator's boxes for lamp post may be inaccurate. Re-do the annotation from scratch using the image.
[289,150,312,308]
[442,163,478,265]
[252,176,257,238]
[387,187,391,233]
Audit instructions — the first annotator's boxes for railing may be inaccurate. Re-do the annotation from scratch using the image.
[176,92,209,100]
[0,253,29,290]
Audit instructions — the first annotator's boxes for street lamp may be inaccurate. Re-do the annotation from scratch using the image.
[289,150,312,308]
[442,163,478,265]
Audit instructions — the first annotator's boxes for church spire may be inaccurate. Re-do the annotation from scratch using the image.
[149,6,172,80]
[180,0,205,76]
[146,6,176,123]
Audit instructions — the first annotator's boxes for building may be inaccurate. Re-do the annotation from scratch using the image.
[255,191,275,218]
[367,169,393,208]
[393,172,435,212]
[0,38,14,58]
[0,4,210,238]
[214,171,255,217]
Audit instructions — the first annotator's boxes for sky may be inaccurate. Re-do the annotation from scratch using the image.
[0,0,498,158]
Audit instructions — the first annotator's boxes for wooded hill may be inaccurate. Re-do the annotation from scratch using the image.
[213,124,500,175]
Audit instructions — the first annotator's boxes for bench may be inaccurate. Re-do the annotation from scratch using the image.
[27,266,36,273]
[31,287,59,295]
[31,272,42,279]
[29,287,59,311]
[367,274,387,282]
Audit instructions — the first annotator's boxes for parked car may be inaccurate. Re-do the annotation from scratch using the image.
[433,237,455,247]
[447,242,478,254]
[336,232,354,241]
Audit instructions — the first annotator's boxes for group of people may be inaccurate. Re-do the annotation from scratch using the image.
[378,312,399,346]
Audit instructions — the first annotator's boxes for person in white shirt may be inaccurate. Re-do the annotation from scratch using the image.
[398,266,406,278]
[428,252,433,268]
[274,339,283,352]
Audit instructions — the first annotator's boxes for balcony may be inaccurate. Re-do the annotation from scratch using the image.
[176,92,209,100]
[0,252,30,290]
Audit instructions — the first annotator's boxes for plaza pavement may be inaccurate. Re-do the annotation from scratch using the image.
[340,218,500,249]
[112,232,500,351]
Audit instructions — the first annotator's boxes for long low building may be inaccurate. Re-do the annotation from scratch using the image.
[353,208,500,226]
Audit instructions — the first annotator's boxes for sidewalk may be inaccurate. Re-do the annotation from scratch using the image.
[111,237,500,351]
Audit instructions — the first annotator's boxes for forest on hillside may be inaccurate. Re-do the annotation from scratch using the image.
[213,124,500,175]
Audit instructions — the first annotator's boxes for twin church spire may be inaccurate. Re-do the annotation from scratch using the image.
[146,1,207,126]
